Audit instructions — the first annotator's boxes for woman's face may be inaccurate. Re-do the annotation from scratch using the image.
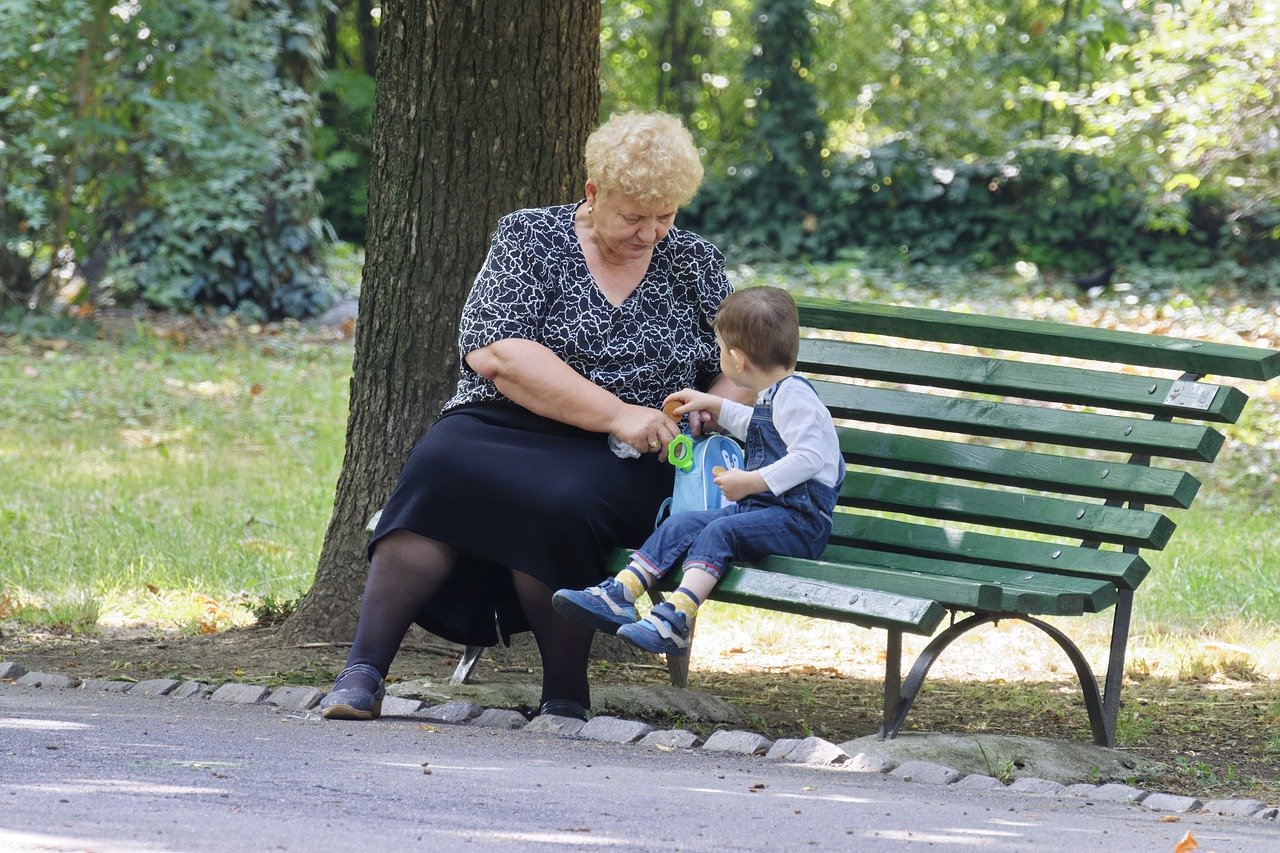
[588,188,677,262]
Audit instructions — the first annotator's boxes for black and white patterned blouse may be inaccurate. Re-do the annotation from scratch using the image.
[443,202,731,414]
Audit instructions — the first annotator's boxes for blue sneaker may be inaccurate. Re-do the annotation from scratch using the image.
[616,601,691,656]
[552,578,637,634]
[319,663,386,720]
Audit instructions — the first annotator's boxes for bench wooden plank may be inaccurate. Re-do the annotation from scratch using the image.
[838,471,1176,548]
[830,514,1151,590]
[799,339,1249,423]
[814,380,1225,462]
[611,548,947,634]
[819,544,1117,615]
[710,559,948,635]
[797,297,1280,381]
[837,428,1201,508]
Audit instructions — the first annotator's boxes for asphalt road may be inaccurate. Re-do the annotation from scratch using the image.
[1,685,1275,851]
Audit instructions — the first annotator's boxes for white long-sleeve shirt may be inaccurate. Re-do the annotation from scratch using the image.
[717,376,843,496]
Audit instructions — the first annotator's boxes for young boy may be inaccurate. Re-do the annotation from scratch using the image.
[553,286,845,654]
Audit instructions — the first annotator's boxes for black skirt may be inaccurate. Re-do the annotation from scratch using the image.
[369,402,674,647]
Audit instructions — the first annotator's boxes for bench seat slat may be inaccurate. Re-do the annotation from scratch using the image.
[830,514,1151,590]
[813,380,1224,462]
[838,471,1176,548]
[820,544,1118,616]
[709,560,948,636]
[725,554,1006,612]
[838,428,1201,508]
[609,549,946,636]
[800,339,1248,423]
[797,297,1280,381]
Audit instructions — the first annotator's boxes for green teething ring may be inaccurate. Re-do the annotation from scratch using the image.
[667,433,694,471]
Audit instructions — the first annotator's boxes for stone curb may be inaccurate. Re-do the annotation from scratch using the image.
[891,760,962,785]
[2,658,1276,823]
[1008,777,1064,796]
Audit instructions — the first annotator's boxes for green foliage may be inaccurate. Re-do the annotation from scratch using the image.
[600,1,1278,277]
[312,0,379,243]
[685,0,833,259]
[0,0,332,318]
[690,136,1266,270]
[600,1,755,175]
[1080,0,1280,254]
[314,68,374,244]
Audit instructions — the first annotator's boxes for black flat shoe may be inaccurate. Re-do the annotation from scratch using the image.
[319,663,386,720]
[537,699,590,721]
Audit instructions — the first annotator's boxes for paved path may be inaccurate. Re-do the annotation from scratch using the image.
[1,685,1276,852]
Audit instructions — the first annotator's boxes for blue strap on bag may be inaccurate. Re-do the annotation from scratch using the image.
[654,430,745,528]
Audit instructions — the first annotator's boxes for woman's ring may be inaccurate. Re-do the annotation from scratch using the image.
[649,441,660,450]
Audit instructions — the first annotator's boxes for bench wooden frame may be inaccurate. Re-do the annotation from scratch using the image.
[445,297,1278,747]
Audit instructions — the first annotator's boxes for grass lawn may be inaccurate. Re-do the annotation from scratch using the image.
[2,261,1278,800]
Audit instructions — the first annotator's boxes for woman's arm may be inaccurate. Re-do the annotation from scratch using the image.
[467,339,680,451]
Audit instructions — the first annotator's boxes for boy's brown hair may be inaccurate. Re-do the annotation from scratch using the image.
[713,286,799,370]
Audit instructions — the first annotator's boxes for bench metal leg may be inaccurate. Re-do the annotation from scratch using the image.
[882,629,902,734]
[1101,586,1134,745]
[450,644,487,685]
[880,613,1111,747]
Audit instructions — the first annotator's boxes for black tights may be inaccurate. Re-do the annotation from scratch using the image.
[343,530,592,708]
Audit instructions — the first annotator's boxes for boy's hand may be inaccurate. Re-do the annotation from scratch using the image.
[713,468,767,502]
[663,388,723,435]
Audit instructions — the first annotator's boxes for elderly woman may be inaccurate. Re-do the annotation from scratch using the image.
[319,111,744,722]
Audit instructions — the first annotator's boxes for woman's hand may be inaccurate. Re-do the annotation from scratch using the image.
[714,468,767,502]
[608,403,680,456]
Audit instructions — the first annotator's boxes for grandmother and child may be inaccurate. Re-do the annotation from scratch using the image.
[319,110,843,724]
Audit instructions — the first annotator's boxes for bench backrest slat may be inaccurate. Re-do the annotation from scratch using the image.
[798,298,1280,380]
[838,471,1176,549]
[799,339,1249,423]
[838,428,1201,508]
[814,380,1225,462]
[829,511,1151,590]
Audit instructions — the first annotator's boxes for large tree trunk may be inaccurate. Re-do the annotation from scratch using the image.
[278,0,601,643]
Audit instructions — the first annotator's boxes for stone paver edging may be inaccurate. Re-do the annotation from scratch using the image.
[3,660,1275,823]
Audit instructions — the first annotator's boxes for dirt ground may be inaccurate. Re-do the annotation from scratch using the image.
[3,621,1276,806]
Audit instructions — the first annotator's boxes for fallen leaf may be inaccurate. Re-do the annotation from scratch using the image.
[1158,815,1180,823]
[1173,830,1197,853]
[417,724,439,733]
[249,383,264,396]
[145,583,161,595]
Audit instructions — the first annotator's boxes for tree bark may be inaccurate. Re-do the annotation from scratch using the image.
[278,0,601,643]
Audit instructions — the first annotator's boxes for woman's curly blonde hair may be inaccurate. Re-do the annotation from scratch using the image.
[585,111,704,209]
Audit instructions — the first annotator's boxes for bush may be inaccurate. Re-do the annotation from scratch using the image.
[0,0,333,319]
[686,138,1277,276]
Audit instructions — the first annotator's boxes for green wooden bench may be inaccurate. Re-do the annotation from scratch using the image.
[444,297,1279,746]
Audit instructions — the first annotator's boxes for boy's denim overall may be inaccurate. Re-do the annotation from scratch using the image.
[633,375,845,581]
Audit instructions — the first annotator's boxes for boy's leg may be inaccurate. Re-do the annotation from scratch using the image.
[616,514,745,655]
[551,509,724,634]
[618,506,823,656]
